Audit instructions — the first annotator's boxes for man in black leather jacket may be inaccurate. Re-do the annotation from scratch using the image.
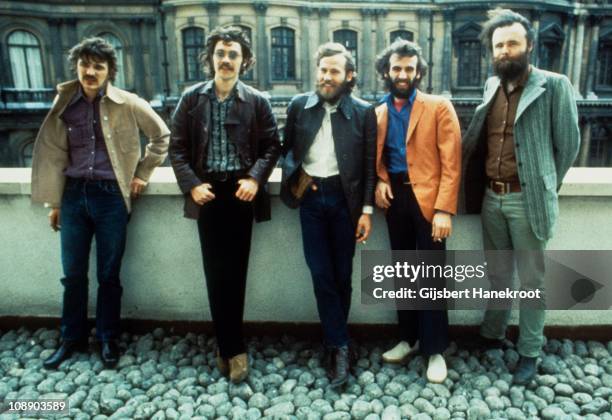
[169,26,280,383]
[281,42,377,388]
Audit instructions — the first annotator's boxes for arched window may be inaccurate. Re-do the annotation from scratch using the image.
[390,30,414,43]
[333,29,358,69]
[8,30,44,89]
[597,30,612,90]
[538,23,564,72]
[98,33,126,88]
[236,25,253,81]
[271,27,295,81]
[453,22,483,87]
[182,27,205,81]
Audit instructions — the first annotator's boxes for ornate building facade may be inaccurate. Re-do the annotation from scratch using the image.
[1,0,611,167]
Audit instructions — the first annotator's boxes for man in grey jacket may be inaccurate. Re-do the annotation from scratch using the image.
[462,9,580,385]
[31,37,169,369]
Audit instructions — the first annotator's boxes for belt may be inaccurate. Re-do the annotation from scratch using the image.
[388,172,411,185]
[311,174,342,189]
[488,179,522,194]
[205,170,246,182]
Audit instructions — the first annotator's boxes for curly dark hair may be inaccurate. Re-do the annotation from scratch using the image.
[201,26,255,77]
[375,39,428,80]
[68,37,117,82]
[314,42,357,91]
[479,8,535,53]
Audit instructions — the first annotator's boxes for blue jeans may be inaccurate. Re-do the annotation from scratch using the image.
[299,176,355,348]
[59,178,128,342]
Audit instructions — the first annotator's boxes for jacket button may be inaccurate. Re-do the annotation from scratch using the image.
[518,162,522,167]
[516,143,520,148]
[104,116,108,121]
[343,154,348,160]
[521,182,526,187]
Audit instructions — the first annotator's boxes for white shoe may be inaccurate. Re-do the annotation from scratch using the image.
[426,354,447,383]
[382,341,419,363]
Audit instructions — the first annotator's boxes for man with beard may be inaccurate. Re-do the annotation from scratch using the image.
[31,37,170,369]
[280,42,376,388]
[462,8,580,385]
[169,26,280,383]
[373,39,461,383]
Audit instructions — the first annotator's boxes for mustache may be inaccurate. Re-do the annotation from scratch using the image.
[83,76,97,82]
[219,63,234,70]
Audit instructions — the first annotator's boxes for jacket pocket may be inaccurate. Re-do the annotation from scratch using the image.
[66,123,91,148]
[116,128,140,153]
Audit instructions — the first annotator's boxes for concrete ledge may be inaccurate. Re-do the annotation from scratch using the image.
[0,167,611,330]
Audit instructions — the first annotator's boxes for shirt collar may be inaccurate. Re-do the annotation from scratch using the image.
[305,91,352,119]
[69,83,105,106]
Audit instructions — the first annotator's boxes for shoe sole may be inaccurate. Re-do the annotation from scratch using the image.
[382,349,418,364]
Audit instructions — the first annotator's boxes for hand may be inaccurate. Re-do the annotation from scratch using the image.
[48,208,60,232]
[130,177,147,199]
[190,183,215,205]
[375,180,394,209]
[235,177,259,202]
[355,214,372,243]
[432,211,452,242]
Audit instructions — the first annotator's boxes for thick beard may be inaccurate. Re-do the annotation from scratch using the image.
[385,76,419,99]
[316,80,349,103]
[493,51,530,82]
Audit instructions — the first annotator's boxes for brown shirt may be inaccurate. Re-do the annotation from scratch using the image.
[485,68,530,182]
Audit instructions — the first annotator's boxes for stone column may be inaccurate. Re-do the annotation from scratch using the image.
[64,18,78,49]
[571,11,587,98]
[144,18,159,98]
[374,8,388,95]
[561,13,574,76]
[578,118,592,167]
[299,6,312,91]
[206,0,220,31]
[160,3,176,95]
[532,9,542,67]
[130,18,145,95]
[254,1,269,90]
[441,8,454,97]
[319,7,330,43]
[418,9,433,93]
[360,8,375,95]
[585,16,602,99]
[47,18,64,84]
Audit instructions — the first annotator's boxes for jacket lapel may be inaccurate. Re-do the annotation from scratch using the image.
[515,68,547,123]
[405,92,424,144]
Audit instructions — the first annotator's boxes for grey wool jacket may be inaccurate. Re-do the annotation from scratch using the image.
[462,66,581,240]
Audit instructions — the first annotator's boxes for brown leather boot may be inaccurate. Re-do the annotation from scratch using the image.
[229,353,249,383]
[216,350,229,376]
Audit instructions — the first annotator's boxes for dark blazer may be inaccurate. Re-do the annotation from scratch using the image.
[169,80,281,221]
[280,91,377,226]
[462,67,580,240]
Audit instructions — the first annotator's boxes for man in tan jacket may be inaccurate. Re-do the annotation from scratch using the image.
[373,39,461,383]
[31,37,169,369]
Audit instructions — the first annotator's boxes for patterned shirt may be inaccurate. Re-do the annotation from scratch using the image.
[62,85,115,180]
[206,86,243,173]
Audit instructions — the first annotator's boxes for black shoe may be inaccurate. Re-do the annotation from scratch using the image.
[513,356,537,385]
[461,334,505,351]
[43,340,88,370]
[101,341,120,368]
[329,346,350,389]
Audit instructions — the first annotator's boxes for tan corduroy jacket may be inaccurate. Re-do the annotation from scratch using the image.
[31,80,170,212]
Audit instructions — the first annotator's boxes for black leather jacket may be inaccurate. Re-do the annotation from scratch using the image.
[280,91,377,226]
[169,80,281,221]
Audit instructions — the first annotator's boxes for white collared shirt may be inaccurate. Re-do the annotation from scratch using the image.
[302,102,339,177]
[302,101,373,215]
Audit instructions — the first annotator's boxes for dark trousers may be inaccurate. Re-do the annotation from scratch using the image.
[197,178,253,359]
[59,178,128,342]
[385,176,449,356]
[299,176,355,348]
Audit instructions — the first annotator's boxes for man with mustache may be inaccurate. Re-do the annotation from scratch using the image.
[281,42,376,388]
[373,39,461,383]
[169,26,280,383]
[31,37,170,369]
[462,8,580,385]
